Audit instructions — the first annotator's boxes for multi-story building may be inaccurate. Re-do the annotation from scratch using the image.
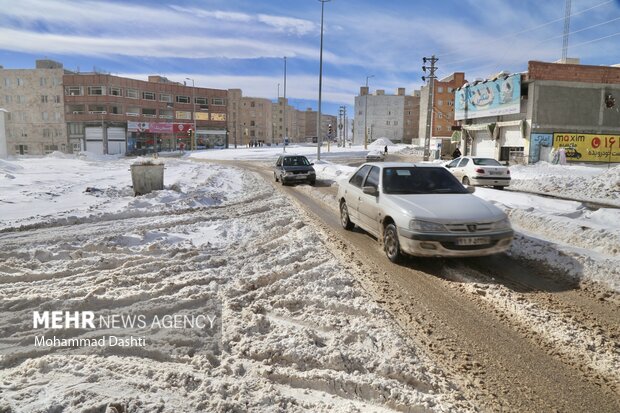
[272,97,296,144]
[418,72,466,157]
[63,73,228,154]
[403,91,421,144]
[354,87,417,145]
[298,108,336,143]
[227,89,273,147]
[456,60,620,164]
[0,59,67,155]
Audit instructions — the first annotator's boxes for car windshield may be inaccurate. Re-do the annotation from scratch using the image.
[282,156,310,166]
[383,167,468,194]
[472,158,503,166]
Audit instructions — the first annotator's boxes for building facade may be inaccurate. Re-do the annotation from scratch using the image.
[227,89,273,147]
[0,60,67,155]
[63,73,228,154]
[455,61,620,164]
[418,72,466,157]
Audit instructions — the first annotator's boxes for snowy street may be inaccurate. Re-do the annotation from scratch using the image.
[1,147,619,412]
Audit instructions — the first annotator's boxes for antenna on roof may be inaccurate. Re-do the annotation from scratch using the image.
[561,0,572,63]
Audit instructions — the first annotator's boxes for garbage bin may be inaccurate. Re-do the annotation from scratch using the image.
[130,162,164,196]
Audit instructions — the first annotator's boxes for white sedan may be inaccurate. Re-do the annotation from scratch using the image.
[445,156,511,189]
[337,162,513,262]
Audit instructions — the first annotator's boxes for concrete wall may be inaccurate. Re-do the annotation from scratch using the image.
[354,94,405,144]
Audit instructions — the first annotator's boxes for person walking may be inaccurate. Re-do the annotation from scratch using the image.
[452,147,462,159]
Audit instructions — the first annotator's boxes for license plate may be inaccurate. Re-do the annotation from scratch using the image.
[456,237,490,246]
[295,175,307,179]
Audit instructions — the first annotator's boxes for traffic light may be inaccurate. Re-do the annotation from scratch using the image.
[328,124,333,136]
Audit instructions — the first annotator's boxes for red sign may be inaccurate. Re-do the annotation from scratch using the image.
[174,123,193,133]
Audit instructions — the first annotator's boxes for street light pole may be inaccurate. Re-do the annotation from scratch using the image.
[364,74,374,150]
[317,0,330,161]
[186,77,197,151]
[283,56,287,153]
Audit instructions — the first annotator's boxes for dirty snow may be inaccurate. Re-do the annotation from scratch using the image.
[0,153,472,412]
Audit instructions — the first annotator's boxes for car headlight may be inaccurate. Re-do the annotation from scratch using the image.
[490,217,511,230]
[409,219,447,232]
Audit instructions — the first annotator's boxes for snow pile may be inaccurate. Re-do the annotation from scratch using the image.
[0,156,246,231]
[0,167,473,412]
[369,137,396,147]
[510,162,620,206]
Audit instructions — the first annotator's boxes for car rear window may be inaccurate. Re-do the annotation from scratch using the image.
[383,167,468,194]
[473,158,502,166]
[283,156,310,166]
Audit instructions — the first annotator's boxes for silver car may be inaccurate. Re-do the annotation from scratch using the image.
[445,156,511,189]
[337,162,513,262]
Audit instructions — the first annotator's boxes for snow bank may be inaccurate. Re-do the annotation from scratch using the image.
[0,166,472,412]
[369,137,396,147]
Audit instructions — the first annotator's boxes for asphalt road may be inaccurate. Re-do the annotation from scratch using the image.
[212,159,620,412]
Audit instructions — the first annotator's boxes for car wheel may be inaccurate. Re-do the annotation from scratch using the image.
[384,223,401,263]
[274,172,279,182]
[462,176,470,186]
[493,185,505,190]
[340,201,354,230]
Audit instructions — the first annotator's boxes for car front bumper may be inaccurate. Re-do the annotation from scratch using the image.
[397,227,514,257]
[282,173,315,183]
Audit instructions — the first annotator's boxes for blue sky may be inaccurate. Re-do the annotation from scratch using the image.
[1,0,619,115]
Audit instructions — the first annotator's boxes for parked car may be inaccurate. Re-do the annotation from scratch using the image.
[337,162,513,262]
[445,156,511,189]
[366,150,385,162]
[274,154,316,185]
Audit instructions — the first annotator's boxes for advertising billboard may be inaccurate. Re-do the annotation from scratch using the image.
[455,74,521,120]
[553,133,620,163]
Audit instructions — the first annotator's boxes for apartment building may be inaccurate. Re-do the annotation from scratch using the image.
[0,60,67,155]
[272,97,297,144]
[64,73,228,154]
[354,87,417,145]
[227,89,273,147]
[418,72,466,156]
[297,108,337,143]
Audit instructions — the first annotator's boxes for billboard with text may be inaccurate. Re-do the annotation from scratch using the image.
[455,74,521,120]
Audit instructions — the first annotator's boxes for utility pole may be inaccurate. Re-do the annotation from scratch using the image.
[338,106,345,147]
[316,0,330,160]
[283,56,287,153]
[364,75,374,149]
[422,55,438,161]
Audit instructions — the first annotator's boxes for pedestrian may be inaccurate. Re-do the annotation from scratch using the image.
[384,145,388,154]
[452,147,461,159]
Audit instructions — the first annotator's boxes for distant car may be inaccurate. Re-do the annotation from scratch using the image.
[274,155,316,185]
[366,150,385,162]
[337,162,513,262]
[445,156,511,189]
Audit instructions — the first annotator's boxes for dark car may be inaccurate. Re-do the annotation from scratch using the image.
[274,155,316,185]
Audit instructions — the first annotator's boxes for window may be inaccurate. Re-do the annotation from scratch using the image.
[349,165,372,188]
[65,86,82,96]
[42,129,51,138]
[250,101,255,107]
[68,104,85,114]
[437,87,444,93]
[126,106,140,116]
[448,100,454,106]
[176,111,192,120]
[54,112,61,121]
[40,78,47,86]
[88,86,106,95]
[16,95,25,104]
[15,145,29,155]
[16,78,24,86]
[142,91,155,100]
[364,166,380,189]
[437,99,443,106]
[386,120,391,125]
[110,87,122,96]
[394,121,398,126]
[41,112,49,121]
[110,105,122,115]
[458,158,470,167]
[126,88,139,99]
[159,93,172,102]
[69,123,83,134]
[176,95,190,104]
[250,120,255,126]
[159,110,173,119]
[53,95,61,103]
[211,98,225,105]
[438,112,443,119]
[142,108,157,117]
[4,78,11,87]
[44,144,58,154]
[72,143,81,152]
[4,95,11,104]
[41,95,48,103]
[88,104,106,113]
[195,97,208,105]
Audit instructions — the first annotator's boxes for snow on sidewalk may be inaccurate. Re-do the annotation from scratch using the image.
[0,159,472,412]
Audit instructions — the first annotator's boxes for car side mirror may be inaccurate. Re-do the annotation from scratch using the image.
[362,186,378,196]
[310,163,314,165]
[466,186,476,193]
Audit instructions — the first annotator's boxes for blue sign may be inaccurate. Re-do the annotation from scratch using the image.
[455,74,521,120]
